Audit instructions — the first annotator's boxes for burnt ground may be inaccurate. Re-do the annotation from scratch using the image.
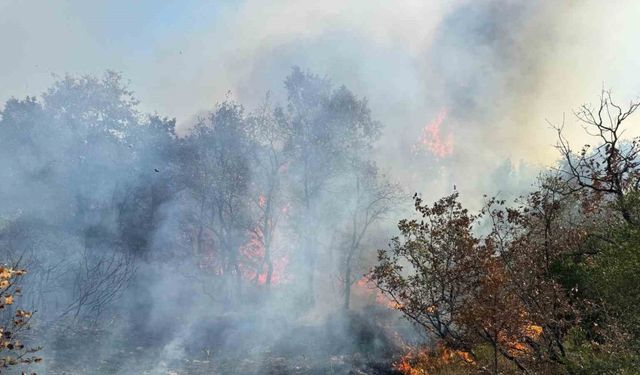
[15,307,418,375]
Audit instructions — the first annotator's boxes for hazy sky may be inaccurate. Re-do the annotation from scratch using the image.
[2,0,640,199]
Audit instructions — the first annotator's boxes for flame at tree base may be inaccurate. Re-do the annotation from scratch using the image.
[394,344,475,375]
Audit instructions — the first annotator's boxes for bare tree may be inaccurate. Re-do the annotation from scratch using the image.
[340,161,401,310]
[553,90,640,224]
[61,245,135,321]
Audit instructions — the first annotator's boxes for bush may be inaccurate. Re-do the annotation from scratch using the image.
[0,265,41,372]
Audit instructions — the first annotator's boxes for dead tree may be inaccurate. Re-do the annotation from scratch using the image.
[60,243,135,322]
[553,90,640,224]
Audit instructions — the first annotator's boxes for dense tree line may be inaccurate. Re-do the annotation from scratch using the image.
[0,68,399,330]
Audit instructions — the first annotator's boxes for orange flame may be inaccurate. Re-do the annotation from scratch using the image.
[414,109,453,158]
[239,192,291,286]
[502,322,544,355]
[394,344,475,375]
[240,226,289,286]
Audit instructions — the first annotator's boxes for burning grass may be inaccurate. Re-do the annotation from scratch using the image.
[393,344,475,375]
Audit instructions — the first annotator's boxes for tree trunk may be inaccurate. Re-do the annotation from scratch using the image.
[343,256,353,310]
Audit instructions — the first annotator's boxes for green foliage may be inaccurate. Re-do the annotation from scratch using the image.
[563,327,638,375]
[554,212,640,372]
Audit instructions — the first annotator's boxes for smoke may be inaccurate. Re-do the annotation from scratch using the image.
[1,1,640,374]
[3,1,639,176]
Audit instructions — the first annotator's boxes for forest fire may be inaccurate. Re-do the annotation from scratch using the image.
[394,344,475,375]
[504,322,544,355]
[413,109,453,158]
[354,277,401,309]
[1,5,639,371]
[392,321,543,374]
[239,227,289,286]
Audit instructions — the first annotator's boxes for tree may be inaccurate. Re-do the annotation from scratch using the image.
[118,114,179,256]
[245,96,291,288]
[284,67,381,306]
[0,72,144,323]
[339,161,401,310]
[553,90,640,225]
[283,67,340,305]
[481,186,585,373]
[371,193,481,352]
[551,91,640,372]
[0,264,41,371]
[372,190,582,374]
[179,100,254,303]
